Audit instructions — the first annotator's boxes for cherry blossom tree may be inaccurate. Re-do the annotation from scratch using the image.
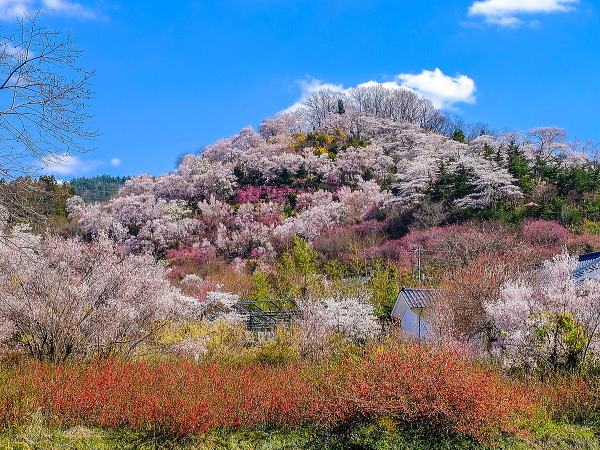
[297,295,379,356]
[528,127,570,162]
[275,181,392,240]
[65,96,586,257]
[485,252,600,373]
[0,228,205,363]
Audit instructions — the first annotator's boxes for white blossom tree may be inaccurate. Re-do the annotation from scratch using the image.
[296,295,379,356]
[0,228,204,362]
[485,252,600,373]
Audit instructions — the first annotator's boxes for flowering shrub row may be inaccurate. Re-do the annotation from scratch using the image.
[0,345,536,442]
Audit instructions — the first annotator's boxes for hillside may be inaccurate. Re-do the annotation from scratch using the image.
[68,93,600,260]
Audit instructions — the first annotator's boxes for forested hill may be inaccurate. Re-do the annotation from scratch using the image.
[64,86,600,259]
[70,175,131,202]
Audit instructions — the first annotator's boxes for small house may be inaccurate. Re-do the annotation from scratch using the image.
[573,251,600,282]
[391,288,443,339]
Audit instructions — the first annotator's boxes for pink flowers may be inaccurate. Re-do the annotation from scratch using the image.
[522,219,571,245]
[235,185,301,204]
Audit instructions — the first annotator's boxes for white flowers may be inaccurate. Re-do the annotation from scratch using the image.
[66,105,585,258]
[298,295,380,342]
[0,230,200,362]
[275,182,392,240]
[485,252,600,370]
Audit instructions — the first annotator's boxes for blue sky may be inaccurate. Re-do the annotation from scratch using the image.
[10,0,598,178]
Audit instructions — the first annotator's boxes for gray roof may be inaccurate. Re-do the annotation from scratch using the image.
[573,252,600,282]
[398,288,443,309]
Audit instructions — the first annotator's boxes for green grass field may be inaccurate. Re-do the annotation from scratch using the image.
[1,417,598,450]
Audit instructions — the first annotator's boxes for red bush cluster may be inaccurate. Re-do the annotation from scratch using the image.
[366,224,518,267]
[0,346,536,441]
[522,219,571,246]
[340,347,535,438]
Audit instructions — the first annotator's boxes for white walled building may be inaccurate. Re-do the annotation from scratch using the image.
[391,288,443,339]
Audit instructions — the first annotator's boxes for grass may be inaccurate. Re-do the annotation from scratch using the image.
[1,416,598,450]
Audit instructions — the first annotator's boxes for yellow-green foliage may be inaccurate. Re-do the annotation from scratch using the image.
[248,270,271,301]
[580,219,600,236]
[153,320,300,366]
[290,131,367,158]
[249,327,300,366]
[271,236,323,299]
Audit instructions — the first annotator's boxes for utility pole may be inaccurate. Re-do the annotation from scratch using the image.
[413,246,424,282]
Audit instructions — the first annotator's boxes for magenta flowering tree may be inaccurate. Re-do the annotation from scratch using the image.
[522,219,570,246]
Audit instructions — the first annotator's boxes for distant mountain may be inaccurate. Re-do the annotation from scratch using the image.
[70,175,131,203]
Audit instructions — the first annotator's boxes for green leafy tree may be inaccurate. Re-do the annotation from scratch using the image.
[506,143,533,192]
[536,313,588,374]
[0,176,75,231]
[70,175,131,203]
[369,262,399,320]
[428,163,475,208]
[452,129,466,143]
[249,270,272,301]
[272,237,320,299]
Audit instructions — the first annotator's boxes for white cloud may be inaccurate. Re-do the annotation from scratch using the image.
[42,0,96,19]
[0,0,96,21]
[468,0,578,26]
[487,16,524,26]
[397,68,476,109]
[110,157,122,167]
[287,68,476,111]
[0,0,33,21]
[39,153,102,176]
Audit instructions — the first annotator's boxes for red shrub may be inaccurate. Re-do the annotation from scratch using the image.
[367,223,519,268]
[522,220,570,246]
[0,346,537,441]
[333,346,535,439]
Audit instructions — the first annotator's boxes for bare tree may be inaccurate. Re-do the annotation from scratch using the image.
[303,85,453,134]
[303,89,345,127]
[0,15,95,222]
[466,122,492,141]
